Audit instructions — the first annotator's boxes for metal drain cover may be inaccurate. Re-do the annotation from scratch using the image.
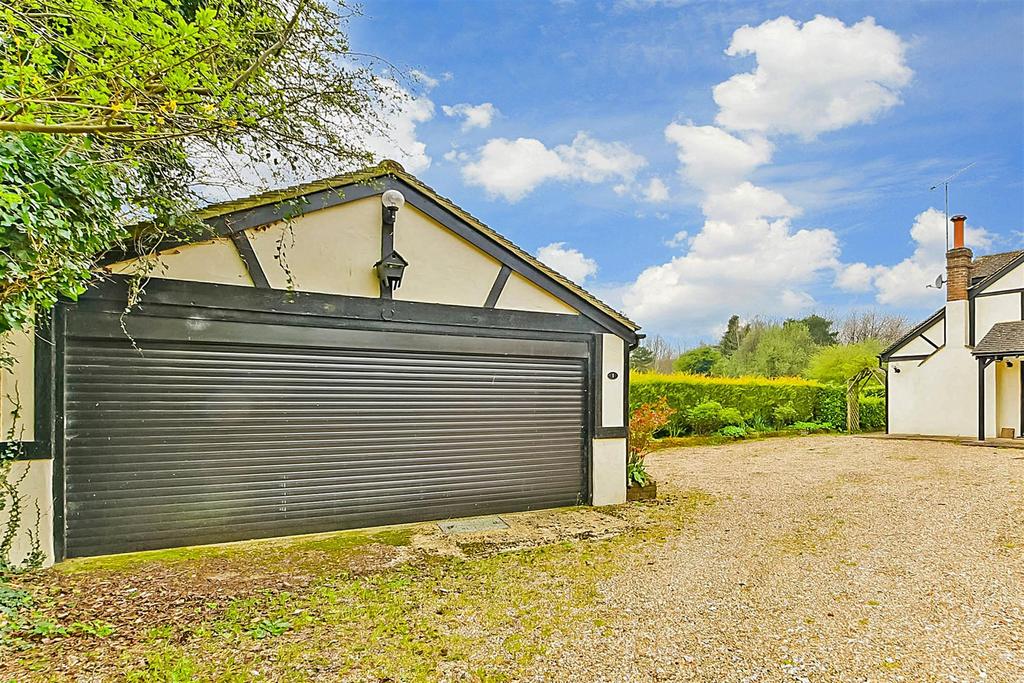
[438,516,509,534]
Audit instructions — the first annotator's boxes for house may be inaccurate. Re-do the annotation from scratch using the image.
[881,214,1023,440]
[0,161,640,564]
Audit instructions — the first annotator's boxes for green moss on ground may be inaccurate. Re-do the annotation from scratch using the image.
[5,490,715,682]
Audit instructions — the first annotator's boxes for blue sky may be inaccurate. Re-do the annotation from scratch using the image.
[347,0,1024,344]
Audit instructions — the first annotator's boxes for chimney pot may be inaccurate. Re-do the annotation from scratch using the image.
[951,214,967,249]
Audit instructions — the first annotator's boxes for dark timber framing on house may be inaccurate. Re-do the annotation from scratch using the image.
[28,162,640,561]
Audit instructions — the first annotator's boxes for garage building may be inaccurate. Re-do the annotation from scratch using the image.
[1,161,640,563]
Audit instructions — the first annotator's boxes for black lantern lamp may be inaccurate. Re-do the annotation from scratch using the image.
[375,250,408,292]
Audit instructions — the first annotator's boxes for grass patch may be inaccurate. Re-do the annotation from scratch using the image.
[5,490,716,682]
[56,526,419,576]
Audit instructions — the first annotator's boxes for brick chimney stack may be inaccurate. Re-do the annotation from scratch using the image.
[946,214,972,301]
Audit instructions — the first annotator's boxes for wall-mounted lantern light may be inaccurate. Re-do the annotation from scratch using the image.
[377,190,408,296]
[893,366,901,374]
[375,250,409,292]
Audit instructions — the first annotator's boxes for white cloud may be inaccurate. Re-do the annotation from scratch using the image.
[701,181,799,224]
[462,132,646,202]
[536,242,598,283]
[643,177,670,203]
[613,14,915,337]
[713,15,912,139]
[360,83,435,174]
[442,102,500,131]
[664,123,772,191]
[665,230,689,248]
[621,202,839,333]
[838,208,993,306]
[834,262,883,293]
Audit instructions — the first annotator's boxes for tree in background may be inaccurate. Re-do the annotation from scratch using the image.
[718,314,747,356]
[0,0,391,332]
[629,345,655,372]
[787,314,837,346]
[837,311,909,346]
[643,335,679,374]
[724,321,817,378]
[804,340,884,385]
[674,345,723,376]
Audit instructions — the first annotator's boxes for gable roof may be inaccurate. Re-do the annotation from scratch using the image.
[879,306,944,361]
[194,161,639,336]
[973,320,1024,357]
[970,250,1024,285]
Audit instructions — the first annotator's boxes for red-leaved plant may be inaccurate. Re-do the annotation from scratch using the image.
[627,397,675,488]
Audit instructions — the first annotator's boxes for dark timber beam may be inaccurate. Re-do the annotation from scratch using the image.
[484,266,512,308]
[229,232,271,289]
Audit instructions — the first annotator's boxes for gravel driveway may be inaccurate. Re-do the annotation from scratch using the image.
[537,435,1024,682]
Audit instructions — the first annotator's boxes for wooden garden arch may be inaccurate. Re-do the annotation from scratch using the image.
[847,367,886,432]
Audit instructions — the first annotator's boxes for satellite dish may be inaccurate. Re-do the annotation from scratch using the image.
[926,274,946,289]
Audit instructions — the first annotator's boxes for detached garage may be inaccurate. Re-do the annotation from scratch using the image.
[2,161,640,563]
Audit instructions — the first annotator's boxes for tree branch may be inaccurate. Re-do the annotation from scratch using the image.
[225,0,307,93]
[0,121,133,134]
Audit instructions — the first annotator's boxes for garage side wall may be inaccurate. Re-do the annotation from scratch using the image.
[1,327,56,567]
[592,334,627,506]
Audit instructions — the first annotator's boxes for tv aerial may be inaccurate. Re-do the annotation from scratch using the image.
[930,162,976,250]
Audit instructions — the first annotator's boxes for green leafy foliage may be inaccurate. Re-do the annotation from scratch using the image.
[632,373,822,436]
[859,396,885,431]
[626,459,649,488]
[786,421,833,433]
[716,425,747,439]
[0,134,126,331]
[631,373,883,435]
[772,403,799,428]
[629,345,655,372]
[724,321,818,378]
[0,0,390,333]
[685,400,745,435]
[627,398,675,487]
[247,618,291,639]
[804,340,884,385]
[718,314,746,357]
[787,314,838,346]
[673,345,723,376]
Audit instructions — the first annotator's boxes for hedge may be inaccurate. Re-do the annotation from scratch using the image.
[629,373,885,434]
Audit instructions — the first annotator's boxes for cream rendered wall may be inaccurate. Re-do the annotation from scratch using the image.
[1,327,34,440]
[390,204,502,307]
[995,360,1019,435]
[894,317,945,356]
[601,334,625,428]
[591,438,626,506]
[247,197,381,298]
[496,273,578,315]
[107,238,253,287]
[975,292,1021,345]
[888,301,984,437]
[244,198,510,308]
[2,460,54,566]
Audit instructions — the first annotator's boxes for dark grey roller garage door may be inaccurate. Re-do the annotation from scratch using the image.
[61,311,587,557]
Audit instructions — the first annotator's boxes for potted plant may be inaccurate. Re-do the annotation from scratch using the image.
[626,397,675,501]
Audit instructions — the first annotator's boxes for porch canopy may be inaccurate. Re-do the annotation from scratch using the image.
[973,321,1024,440]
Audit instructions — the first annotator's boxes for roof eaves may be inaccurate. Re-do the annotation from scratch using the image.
[193,161,640,333]
[969,250,1024,297]
[880,307,945,360]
